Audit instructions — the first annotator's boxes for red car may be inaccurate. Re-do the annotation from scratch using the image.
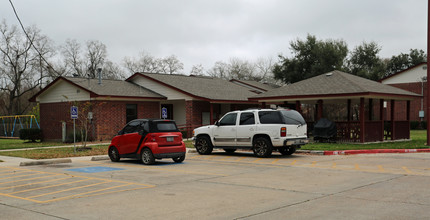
[108,119,186,165]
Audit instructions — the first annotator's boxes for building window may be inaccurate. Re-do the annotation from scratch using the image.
[126,104,137,123]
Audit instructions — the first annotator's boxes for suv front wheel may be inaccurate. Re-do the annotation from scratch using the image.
[195,136,213,155]
[253,137,273,158]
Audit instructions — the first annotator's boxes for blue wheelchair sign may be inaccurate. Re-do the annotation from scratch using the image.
[71,106,78,119]
[161,107,168,119]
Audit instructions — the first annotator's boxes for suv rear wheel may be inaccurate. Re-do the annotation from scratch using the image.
[141,148,155,165]
[195,136,213,155]
[253,137,273,158]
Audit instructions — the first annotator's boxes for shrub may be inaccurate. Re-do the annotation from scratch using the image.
[66,131,82,143]
[19,128,43,142]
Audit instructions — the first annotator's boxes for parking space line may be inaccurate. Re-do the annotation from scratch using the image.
[234,157,247,162]
[43,184,155,203]
[84,161,228,176]
[355,164,360,170]
[402,167,413,174]
[0,176,73,190]
[252,158,263,163]
[311,161,317,167]
[0,172,42,180]
[0,167,156,203]
[271,159,280,164]
[10,178,91,195]
[0,174,61,186]
[42,183,131,203]
[27,181,111,199]
[378,165,385,172]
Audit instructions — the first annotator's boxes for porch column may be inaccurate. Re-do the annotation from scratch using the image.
[360,98,365,143]
[210,103,214,124]
[295,101,302,113]
[347,99,351,121]
[407,100,411,139]
[262,102,266,108]
[368,98,373,121]
[317,100,323,121]
[391,100,395,140]
[380,99,384,141]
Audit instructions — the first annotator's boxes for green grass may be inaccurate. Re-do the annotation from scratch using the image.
[301,130,428,151]
[0,139,70,150]
[185,140,193,148]
[0,131,427,160]
[0,145,108,159]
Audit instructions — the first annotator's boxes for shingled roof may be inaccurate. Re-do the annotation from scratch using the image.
[128,73,262,102]
[30,76,165,102]
[249,70,421,101]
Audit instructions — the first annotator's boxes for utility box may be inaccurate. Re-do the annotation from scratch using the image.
[62,122,67,142]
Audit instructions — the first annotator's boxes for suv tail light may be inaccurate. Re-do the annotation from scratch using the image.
[280,127,286,137]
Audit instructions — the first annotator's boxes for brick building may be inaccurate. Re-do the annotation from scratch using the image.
[30,74,275,141]
[379,62,426,122]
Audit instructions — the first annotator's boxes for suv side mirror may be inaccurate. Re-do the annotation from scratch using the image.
[117,130,123,135]
[215,121,220,126]
[138,130,144,136]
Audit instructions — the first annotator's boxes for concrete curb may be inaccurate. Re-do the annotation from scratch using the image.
[91,155,110,161]
[296,150,325,155]
[323,148,430,155]
[20,158,72,166]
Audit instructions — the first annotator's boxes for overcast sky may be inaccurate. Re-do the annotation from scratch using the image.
[0,0,427,75]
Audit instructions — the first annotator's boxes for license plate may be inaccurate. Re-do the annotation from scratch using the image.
[166,137,174,142]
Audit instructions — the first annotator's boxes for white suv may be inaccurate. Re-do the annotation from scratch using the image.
[192,108,308,157]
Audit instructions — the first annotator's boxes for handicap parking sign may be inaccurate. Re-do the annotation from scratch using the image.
[71,106,78,119]
[162,107,168,119]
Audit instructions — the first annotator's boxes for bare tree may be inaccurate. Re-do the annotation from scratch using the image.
[123,51,159,74]
[160,55,184,74]
[122,52,184,75]
[61,39,84,77]
[229,58,256,80]
[60,39,123,79]
[190,64,204,76]
[255,57,274,81]
[103,61,126,80]
[207,61,229,79]
[86,40,106,78]
[0,20,53,115]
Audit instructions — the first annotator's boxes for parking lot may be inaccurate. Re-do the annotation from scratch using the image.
[1,151,430,219]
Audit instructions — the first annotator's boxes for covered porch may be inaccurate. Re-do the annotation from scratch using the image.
[273,98,412,143]
[250,71,421,143]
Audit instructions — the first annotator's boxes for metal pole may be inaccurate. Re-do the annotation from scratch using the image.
[427,0,430,145]
[74,118,76,153]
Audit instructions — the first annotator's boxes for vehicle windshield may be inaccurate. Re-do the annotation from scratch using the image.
[280,110,306,125]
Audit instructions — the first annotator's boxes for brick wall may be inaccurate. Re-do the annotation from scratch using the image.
[386,82,425,121]
[40,102,71,141]
[40,101,160,141]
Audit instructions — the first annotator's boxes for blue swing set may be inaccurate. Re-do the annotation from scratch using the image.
[0,115,40,137]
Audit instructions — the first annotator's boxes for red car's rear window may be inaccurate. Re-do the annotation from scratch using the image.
[152,121,179,132]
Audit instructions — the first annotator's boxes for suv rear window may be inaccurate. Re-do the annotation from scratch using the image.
[258,111,283,124]
[280,110,306,125]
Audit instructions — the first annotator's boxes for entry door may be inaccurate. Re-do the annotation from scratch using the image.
[212,113,237,147]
